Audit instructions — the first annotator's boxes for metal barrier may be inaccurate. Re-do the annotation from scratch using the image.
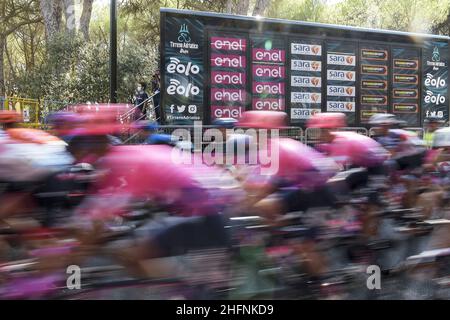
[122,125,305,147]
[2,97,40,126]
[368,127,425,138]
[305,127,368,146]
[404,127,425,138]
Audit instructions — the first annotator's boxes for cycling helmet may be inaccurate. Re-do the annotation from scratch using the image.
[238,111,289,129]
[307,112,346,129]
[147,133,175,145]
[212,118,238,129]
[368,113,398,126]
[46,112,79,127]
[432,127,450,148]
[133,120,159,132]
[0,110,22,123]
[62,104,129,136]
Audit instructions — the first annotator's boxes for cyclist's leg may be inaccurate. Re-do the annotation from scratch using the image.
[115,214,230,278]
[254,187,334,277]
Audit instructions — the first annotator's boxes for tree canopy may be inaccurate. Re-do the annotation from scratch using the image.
[1,0,449,103]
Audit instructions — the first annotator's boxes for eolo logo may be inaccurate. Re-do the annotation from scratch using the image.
[425,90,446,105]
[425,73,446,89]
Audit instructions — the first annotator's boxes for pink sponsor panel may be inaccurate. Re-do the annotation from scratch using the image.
[210,37,247,51]
[211,71,246,85]
[211,88,246,103]
[211,105,245,120]
[252,98,285,111]
[211,54,246,68]
[252,48,285,63]
[252,82,285,95]
[252,65,286,78]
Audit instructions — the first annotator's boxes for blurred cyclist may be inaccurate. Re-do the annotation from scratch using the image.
[307,112,390,239]
[37,108,241,278]
[308,112,389,174]
[134,120,175,146]
[369,113,426,163]
[236,111,340,278]
[0,110,71,226]
[369,113,403,154]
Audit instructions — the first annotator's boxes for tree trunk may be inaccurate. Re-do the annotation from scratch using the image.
[5,38,18,82]
[252,0,270,16]
[225,0,234,13]
[40,0,62,40]
[0,36,5,97]
[80,0,93,41]
[236,0,250,15]
[62,0,75,34]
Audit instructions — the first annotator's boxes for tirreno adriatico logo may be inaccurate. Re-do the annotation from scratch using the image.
[427,45,445,68]
[169,22,198,51]
[432,46,440,62]
[178,24,191,43]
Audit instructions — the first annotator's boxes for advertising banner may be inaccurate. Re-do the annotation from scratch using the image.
[359,44,389,123]
[209,33,248,121]
[252,36,286,112]
[161,10,450,127]
[392,47,420,125]
[163,17,204,124]
[326,41,357,124]
[422,41,449,124]
[290,39,323,124]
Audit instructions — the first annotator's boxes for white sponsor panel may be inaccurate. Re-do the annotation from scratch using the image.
[291,43,322,56]
[291,92,322,104]
[327,85,355,97]
[327,70,356,82]
[291,108,321,120]
[291,60,322,72]
[291,76,322,88]
[327,101,355,112]
[327,53,356,66]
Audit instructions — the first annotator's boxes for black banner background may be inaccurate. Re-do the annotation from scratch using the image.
[422,41,449,124]
[163,16,204,124]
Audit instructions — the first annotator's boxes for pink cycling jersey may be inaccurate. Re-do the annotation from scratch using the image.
[319,131,389,168]
[245,138,339,190]
[77,145,239,220]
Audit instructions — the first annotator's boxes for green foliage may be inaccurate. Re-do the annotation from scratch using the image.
[14,34,155,104]
[4,0,450,103]
[267,0,327,22]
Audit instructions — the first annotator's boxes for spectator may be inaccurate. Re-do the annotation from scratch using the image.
[424,117,444,148]
[134,82,149,118]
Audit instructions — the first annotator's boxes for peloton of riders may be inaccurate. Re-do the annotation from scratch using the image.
[1,106,449,296]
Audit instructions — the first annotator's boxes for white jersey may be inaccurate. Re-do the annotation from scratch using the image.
[0,133,73,182]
